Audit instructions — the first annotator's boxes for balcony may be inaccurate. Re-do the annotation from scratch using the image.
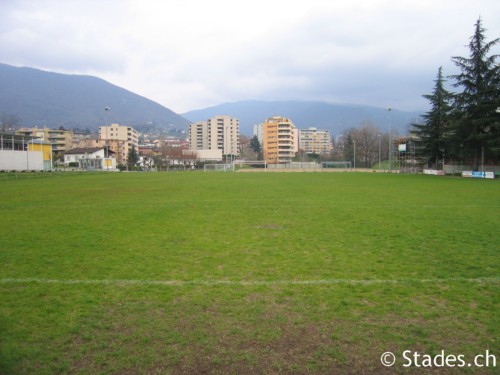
[49,138,66,144]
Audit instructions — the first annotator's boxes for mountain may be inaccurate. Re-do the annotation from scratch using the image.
[182,100,424,136]
[1,63,424,135]
[0,63,190,131]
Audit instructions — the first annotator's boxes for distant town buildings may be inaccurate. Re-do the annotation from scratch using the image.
[16,127,73,155]
[3,116,338,171]
[188,115,239,160]
[98,123,139,165]
[299,127,333,154]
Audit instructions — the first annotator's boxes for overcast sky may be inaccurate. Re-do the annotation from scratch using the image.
[1,0,499,113]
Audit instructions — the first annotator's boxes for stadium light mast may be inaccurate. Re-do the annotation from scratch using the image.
[104,107,111,170]
[353,140,356,169]
[378,134,381,170]
[387,107,392,172]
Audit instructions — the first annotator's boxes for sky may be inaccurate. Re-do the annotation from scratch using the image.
[1,0,499,114]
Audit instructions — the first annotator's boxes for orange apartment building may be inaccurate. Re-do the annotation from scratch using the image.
[262,116,298,164]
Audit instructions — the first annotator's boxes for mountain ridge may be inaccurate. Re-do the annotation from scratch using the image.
[183,100,423,136]
[0,63,190,131]
[1,63,424,136]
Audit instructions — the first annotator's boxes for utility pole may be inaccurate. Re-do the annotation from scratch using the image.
[104,107,111,171]
[387,107,392,172]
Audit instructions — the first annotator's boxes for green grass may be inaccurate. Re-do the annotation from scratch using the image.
[0,172,499,374]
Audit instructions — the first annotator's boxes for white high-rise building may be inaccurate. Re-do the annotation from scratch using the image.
[188,116,239,158]
[253,123,264,144]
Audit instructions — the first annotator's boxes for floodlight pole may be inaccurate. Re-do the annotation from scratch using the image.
[105,107,111,170]
[353,140,356,170]
[387,107,392,172]
[481,145,484,172]
[378,134,381,170]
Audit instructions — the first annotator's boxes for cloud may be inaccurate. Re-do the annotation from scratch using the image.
[1,0,499,113]
[0,0,131,73]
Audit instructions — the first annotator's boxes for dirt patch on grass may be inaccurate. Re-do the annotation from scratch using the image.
[62,294,494,374]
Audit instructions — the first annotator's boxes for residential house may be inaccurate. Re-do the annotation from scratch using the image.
[64,147,116,170]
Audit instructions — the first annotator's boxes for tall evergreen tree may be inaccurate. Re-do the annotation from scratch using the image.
[249,135,262,154]
[127,145,139,168]
[450,17,500,169]
[412,67,453,167]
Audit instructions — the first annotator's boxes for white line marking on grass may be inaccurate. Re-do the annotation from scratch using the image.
[6,202,499,210]
[1,277,499,287]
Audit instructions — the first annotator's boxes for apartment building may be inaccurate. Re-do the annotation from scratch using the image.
[16,127,73,155]
[299,127,333,154]
[262,116,298,164]
[98,123,139,165]
[188,115,239,159]
[253,123,264,144]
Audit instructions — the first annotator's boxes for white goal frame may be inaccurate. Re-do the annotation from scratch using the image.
[203,163,232,172]
[232,160,267,171]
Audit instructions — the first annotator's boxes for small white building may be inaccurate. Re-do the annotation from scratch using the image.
[0,134,52,171]
[64,147,116,170]
[137,156,155,171]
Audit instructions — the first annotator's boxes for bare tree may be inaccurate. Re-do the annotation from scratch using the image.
[1,113,21,133]
[238,135,252,160]
[345,123,384,168]
[357,122,380,167]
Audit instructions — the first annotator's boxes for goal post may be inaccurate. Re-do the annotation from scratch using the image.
[203,163,232,172]
[232,160,267,171]
[321,161,352,170]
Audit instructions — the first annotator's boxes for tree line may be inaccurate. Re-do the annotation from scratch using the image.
[341,18,499,170]
[242,18,498,171]
[412,17,499,170]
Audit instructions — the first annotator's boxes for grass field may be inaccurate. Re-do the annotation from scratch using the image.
[0,172,499,374]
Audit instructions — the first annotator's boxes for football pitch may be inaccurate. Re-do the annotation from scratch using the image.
[0,172,498,374]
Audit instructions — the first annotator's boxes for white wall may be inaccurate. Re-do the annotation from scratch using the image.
[184,149,222,160]
[0,150,44,171]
